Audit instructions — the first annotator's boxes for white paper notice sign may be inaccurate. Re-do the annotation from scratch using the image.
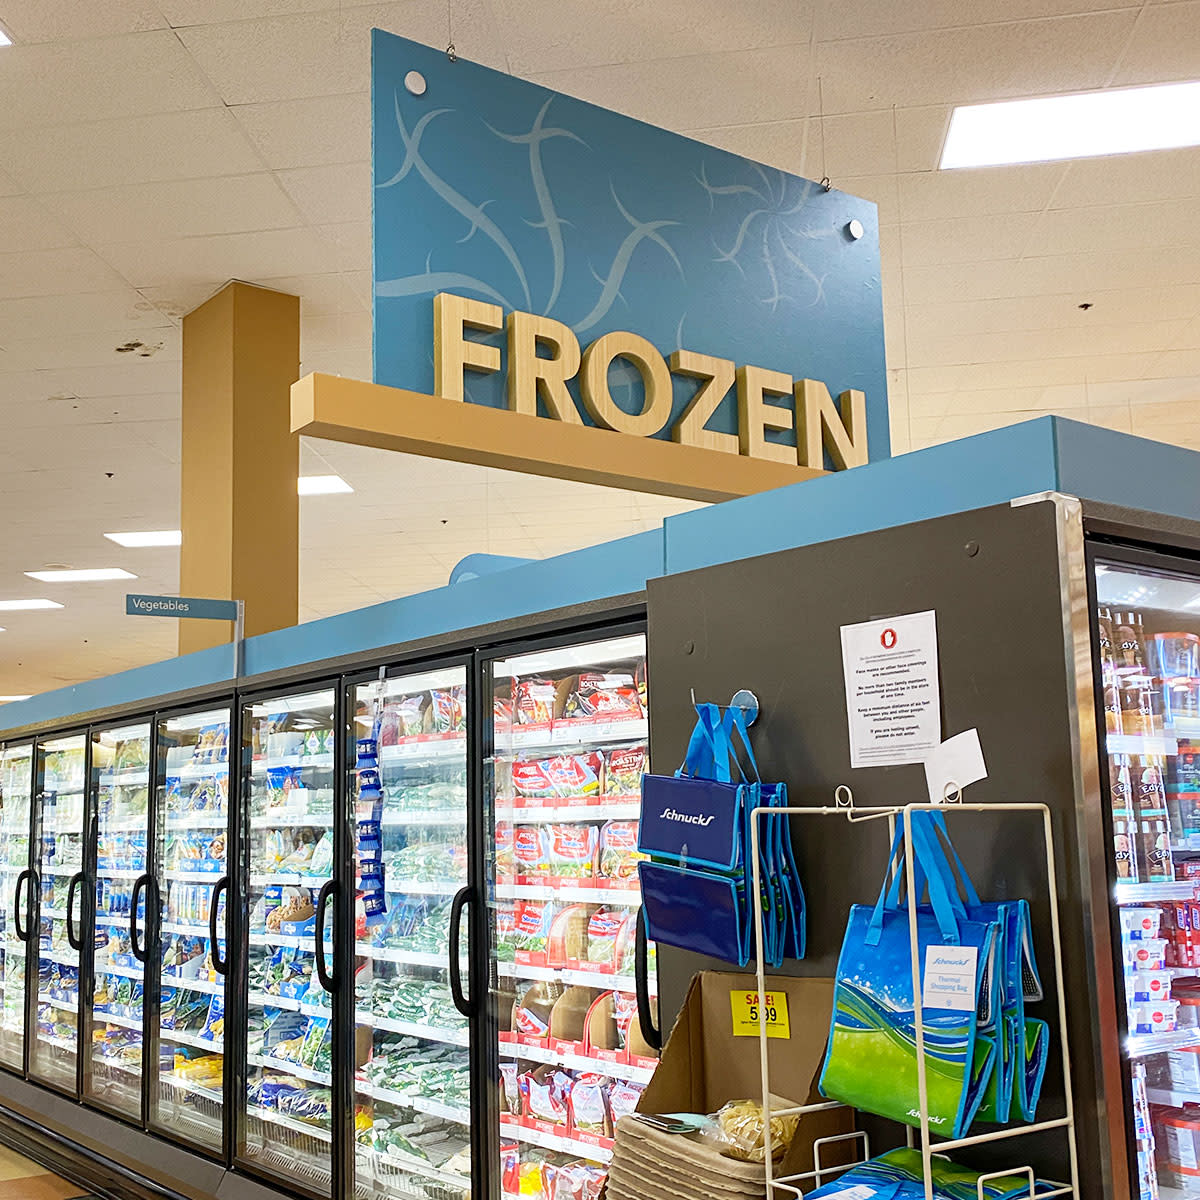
[840,610,941,768]
[922,944,978,1012]
[924,728,988,805]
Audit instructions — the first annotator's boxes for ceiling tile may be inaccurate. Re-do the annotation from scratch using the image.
[814,109,898,178]
[232,92,371,169]
[0,108,264,194]
[178,4,507,107]
[894,106,952,172]
[0,247,128,299]
[0,31,221,130]
[41,174,302,245]
[685,121,814,179]
[814,12,1137,113]
[158,0,332,23]
[529,43,815,131]
[0,168,21,197]
[277,162,371,226]
[0,327,180,373]
[497,0,814,74]
[1053,148,1200,211]
[818,0,1142,42]
[898,162,1065,222]
[0,0,166,42]
[837,175,900,225]
[93,227,337,288]
[0,289,173,342]
[899,212,1039,267]
[258,271,371,315]
[314,221,372,272]
[1111,1,1200,86]
[301,311,373,354]
[0,196,78,250]
[1027,197,1200,258]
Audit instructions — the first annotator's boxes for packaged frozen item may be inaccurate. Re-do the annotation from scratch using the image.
[201,995,225,1042]
[547,824,599,878]
[585,907,633,971]
[1128,1000,1179,1034]
[511,900,558,958]
[429,689,464,734]
[1157,1108,1200,1186]
[604,745,646,797]
[519,1065,571,1125]
[546,905,589,965]
[553,1164,607,1200]
[494,695,514,732]
[514,679,556,726]
[1170,1046,1200,1089]
[608,1080,644,1123]
[1122,907,1164,941]
[560,673,642,722]
[513,826,550,877]
[1126,939,1169,971]
[598,821,642,881]
[495,822,515,879]
[569,1074,612,1136]
[513,981,564,1040]
[500,1061,521,1113]
[512,758,557,801]
[1126,970,1173,1003]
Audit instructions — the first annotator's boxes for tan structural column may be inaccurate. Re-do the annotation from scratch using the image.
[179,282,300,656]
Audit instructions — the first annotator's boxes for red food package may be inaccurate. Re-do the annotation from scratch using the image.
[513,758,558,800]
[514,679,556,725]
[547,824,599,878]
[494,695,514,732]
[513,825,549,875]
[562,673,642,721]
[495,822,515,878]
[604,744,646,796]
[554,1164,608,1200]
[547,752,603,798]
[586,907,634,970]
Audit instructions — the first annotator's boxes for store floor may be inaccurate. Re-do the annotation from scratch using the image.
[0,1145,97,1199]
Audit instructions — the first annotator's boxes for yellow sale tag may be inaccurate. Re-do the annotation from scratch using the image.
[730,990,790,1039]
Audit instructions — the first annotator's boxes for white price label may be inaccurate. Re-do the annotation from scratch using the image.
[922,944,977,1012]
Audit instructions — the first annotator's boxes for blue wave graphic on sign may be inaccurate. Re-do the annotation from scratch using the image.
[372,31,889,459]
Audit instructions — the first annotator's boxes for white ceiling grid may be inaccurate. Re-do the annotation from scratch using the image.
[0,0,1198,697]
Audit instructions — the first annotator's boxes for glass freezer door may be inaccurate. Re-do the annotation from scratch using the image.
[240,688,337,1193]
[31,733,87,1092]
[350,665,472,1200]
[0,743,32,1073]
[1094,557,1200,1200]
[86,722,152,1119]
[486,633,658,1200]
[150,708,231,1153]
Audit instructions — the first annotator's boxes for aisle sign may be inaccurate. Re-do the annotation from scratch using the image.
[126,594,240,621]
[730,989,791,1039]
[363,30,889,493]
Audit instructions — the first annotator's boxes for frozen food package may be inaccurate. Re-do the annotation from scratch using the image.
[512,758,559,800]
[511,900,558,956]
[569,1074,612,1136]
[495,821,515,878]
[553,1163,608,1200]
[586,907,634,970]
[547,904,590,964]
[547,824,599,878]
[429,688,464,733]
[608,1080,644,1123]
[514,679,556,725]
[604,745,647,797]
[597,821,643,880]
[513,981,563,1039]
[560,673,642,721]
[549,753,603,799]
[514,825,550,876]
[500,1061,521,1112]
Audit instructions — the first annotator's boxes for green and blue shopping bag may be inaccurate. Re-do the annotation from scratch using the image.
[818,811,1000,1138]
[637,702,806,967]
[805,1148,1059,1199]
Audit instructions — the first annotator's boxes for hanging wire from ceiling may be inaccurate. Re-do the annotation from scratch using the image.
[446,0,457,61]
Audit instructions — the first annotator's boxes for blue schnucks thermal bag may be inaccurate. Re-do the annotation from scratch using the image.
[636,702,805,967]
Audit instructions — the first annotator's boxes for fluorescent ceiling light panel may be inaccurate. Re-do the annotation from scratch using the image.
[0,28,10,47]
[0,697,31,703]
[0,599,63,610]
[104,530,182,548]
[941,81,1200,169]
[298,474,354,495]
[25,568,136,583]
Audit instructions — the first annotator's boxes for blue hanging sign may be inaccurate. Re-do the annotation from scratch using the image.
[372,31,890,470]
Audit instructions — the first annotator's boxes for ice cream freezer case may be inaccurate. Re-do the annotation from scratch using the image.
[0,618,660,1200]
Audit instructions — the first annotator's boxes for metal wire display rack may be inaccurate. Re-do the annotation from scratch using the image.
[748,790,1081,1200]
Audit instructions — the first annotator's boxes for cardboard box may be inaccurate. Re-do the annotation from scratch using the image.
[607,971,853,1200]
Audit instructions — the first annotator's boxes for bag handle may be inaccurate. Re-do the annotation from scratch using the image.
[884,816,969,921]
[866,813,960,946]
[728,705,761,784]
[924,811,982,908]
[679,703,739,783]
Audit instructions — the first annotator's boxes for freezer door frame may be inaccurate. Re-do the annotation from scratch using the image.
[476,616,652,1200]
[1084,533,1200,1200]
[28,726,92,1098]
[144,698,237,1162]
[0,738,35,1081]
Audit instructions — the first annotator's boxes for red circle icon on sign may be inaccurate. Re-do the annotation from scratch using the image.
[880,628,898,649]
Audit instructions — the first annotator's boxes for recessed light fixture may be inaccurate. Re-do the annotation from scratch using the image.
[104,530,182,548]
[0,697,31,704]
[0,28,10,48]
[24,568,136,583]
[0,599,64,611]
[298,475,354,495]
[940,80,1200,169]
